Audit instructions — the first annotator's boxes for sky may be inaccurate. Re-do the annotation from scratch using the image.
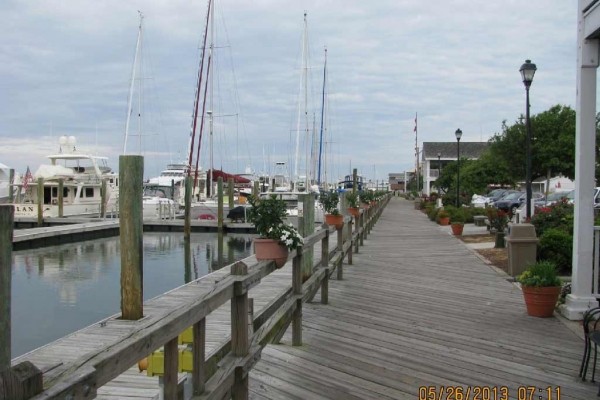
[0,0,578,185]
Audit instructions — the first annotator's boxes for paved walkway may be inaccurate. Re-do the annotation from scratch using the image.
[250,197,596,399]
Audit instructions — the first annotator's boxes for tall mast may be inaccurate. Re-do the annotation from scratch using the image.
[293,12,308,185]
[187,0,212,179]
[317,47,327,186]
[123,11,143,154]
[208,0,215,198]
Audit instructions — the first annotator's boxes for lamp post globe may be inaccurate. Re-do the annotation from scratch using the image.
[455,129,462,207]
[519,59,536,221]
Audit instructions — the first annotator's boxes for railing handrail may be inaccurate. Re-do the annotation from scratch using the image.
[7,194,392,400]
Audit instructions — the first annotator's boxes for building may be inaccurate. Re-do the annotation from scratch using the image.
[421,141,489,196]
[388,172,410,192]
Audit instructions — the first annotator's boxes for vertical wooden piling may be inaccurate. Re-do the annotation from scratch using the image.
[58,179,64,218]
[36,178,43,226]
[100,179,107,218]
[228,177,234,209]
[253,181,259,197]
[184,238,192,284]
[119,155,144,320]
[8,169,14,203]
[217,177,224,231]
[171,179,175,200]
[231,262,249,399]
[184,176,192,239]
[0,206,14,371]
[352,168,358,194]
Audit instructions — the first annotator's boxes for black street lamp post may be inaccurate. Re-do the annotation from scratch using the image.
[455,129,462,207]
[519,59,537,221]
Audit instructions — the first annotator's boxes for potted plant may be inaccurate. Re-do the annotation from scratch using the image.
[450,209,465,235]
[346,191,360,217]
[360,190,372,209]
[517,261,562,317]
[247,195,303,268]
[437,209,450,226]
[486,207,509,248]
[320,191,343,229]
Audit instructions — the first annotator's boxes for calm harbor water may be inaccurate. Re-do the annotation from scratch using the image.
[11,232,255,358]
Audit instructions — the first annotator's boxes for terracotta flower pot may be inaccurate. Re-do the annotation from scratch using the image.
[450,223,464,235]
[254,238,289,268]
[325,213,344,229]
[522,286,561,317]
[438,217,450,226]
[348,207,360,217]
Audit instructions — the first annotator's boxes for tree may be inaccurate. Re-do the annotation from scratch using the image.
[488,105,576,181]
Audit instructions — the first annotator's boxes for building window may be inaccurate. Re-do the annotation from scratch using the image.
[85,188,94,198]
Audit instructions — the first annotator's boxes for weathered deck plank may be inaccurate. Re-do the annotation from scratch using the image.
[250,198,596,399]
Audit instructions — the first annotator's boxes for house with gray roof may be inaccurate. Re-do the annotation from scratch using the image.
[421,141,489,195]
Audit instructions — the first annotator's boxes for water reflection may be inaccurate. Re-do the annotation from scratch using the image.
[11,232,255,358]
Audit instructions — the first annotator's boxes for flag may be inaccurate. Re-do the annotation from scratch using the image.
[414,113,417,132]
[22,166,32,191]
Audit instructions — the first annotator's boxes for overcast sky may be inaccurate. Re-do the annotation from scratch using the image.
[0,0,578,184]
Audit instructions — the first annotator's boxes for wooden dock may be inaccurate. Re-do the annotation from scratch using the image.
[6,196,597,399]
[12,219,254,250]
[249,198,596,399]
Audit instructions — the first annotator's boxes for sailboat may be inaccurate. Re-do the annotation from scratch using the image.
[122,12,179,220]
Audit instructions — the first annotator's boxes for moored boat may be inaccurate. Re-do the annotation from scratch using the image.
[11,136,119,218]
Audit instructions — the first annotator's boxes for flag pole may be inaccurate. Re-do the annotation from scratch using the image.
[414,113,419,194]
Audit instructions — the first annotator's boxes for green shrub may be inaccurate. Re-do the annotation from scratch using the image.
[531,200,574,237]
[538,228,573,273]
[517,260,562,287]
[427,205,438,221]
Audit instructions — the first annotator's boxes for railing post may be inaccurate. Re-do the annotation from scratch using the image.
[37,177,44,226]
[360,210,365,246]
[119,155,144,320]
[58,179,64,218]
[292,247,303,346]
[354,214,359,254]
[336,226,343,280]
[231,261,249,399]
[321,229,329,304]
[192,318,206,395]
[163,337,179,400]
[347,216,353,265]
[0,206,14,371]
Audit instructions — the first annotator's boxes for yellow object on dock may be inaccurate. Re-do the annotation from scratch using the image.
[139,326,194,376]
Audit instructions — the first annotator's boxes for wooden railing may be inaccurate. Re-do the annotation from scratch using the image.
[1,194,391,400]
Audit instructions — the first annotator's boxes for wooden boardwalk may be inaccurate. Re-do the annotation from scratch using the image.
[250,197,596,399]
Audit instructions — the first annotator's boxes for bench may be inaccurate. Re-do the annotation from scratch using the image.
[473,215,488,227]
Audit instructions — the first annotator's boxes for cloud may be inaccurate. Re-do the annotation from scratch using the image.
[0,0,579,184]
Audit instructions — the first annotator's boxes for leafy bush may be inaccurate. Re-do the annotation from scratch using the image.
[486,207,509,231]
[345,191,359,208]
[426,205,438,221]
[247,195,303,250]
[531,199,574,237]
[538,228,573,273]
[319,191,340,215]
[517,261,562,287]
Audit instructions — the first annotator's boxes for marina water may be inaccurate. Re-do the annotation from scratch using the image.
[11,232,255,357]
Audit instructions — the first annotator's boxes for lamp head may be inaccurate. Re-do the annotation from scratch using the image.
[519,59,536,88]
[455,129,463,141]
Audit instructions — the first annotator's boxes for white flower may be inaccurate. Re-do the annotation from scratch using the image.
[280,235,287,241]
[286,239,293,246]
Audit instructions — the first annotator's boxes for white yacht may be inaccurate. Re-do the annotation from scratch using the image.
[11,136,119,218]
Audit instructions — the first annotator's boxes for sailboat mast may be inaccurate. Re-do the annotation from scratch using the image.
[293,12,308,185]
[138,18,144,154]
[123,11,143,154]
[187,0,212,177]
[208,0,216,198]
[317,47,327,186]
